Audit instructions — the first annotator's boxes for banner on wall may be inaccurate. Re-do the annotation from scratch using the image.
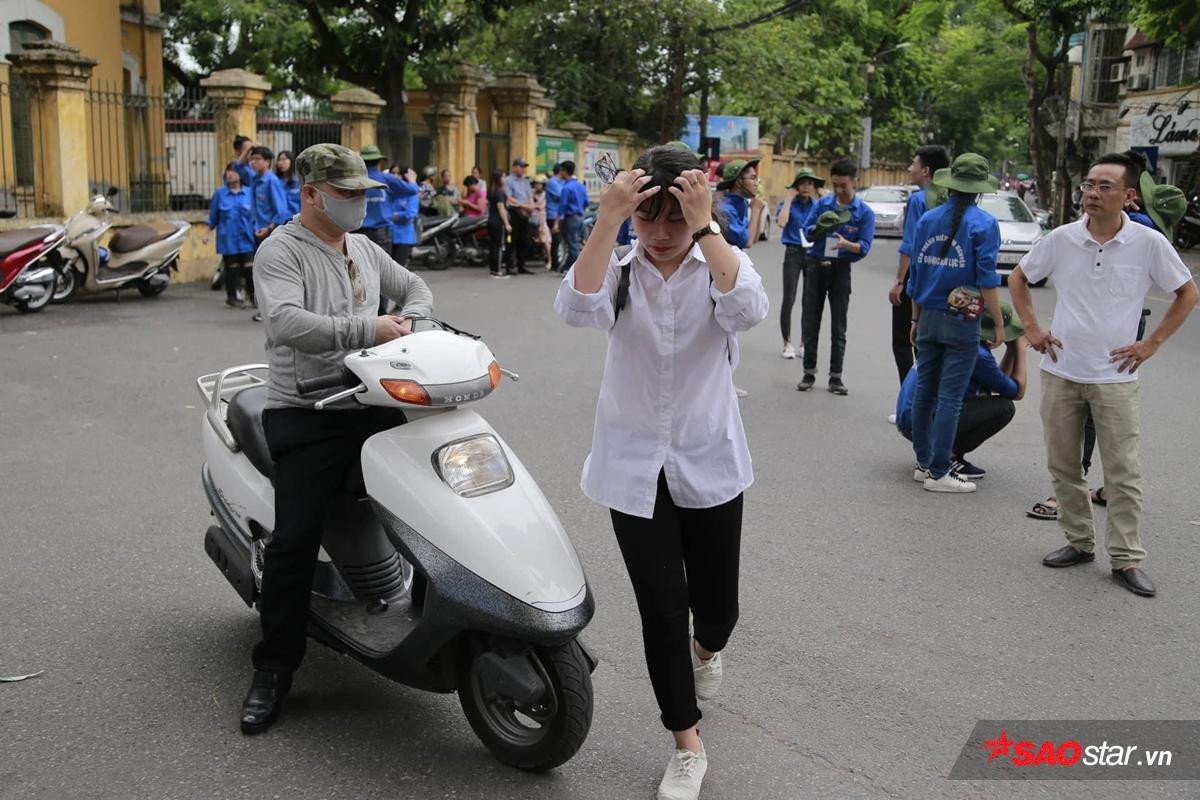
[535,135,576,177]
[679,115,759,155]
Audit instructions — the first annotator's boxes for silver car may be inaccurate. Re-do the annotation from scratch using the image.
[859,185,910,237]
[978,192,1046,282]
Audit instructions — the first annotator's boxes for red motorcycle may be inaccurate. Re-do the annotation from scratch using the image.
[0,210,66,313]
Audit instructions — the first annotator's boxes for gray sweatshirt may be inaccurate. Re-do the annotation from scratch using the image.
[254,219,434,409]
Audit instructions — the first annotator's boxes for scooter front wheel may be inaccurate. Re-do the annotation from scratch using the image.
[458,639,593,771]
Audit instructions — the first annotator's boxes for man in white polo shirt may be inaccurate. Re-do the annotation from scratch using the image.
[1009,152,1198,598]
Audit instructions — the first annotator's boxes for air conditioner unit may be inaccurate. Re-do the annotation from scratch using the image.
[1108,62,1127,82]
[1128,73,1150,91]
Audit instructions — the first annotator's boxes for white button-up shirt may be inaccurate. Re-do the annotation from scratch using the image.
[554,241,769,519]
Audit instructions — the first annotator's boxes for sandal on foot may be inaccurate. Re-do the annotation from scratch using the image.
[1027,498,1058,520]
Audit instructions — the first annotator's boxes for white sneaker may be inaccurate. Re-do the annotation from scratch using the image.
[692,645,723,700]
[781,342,796,359]
[913,466,929,482]
[734,386,749,398]
[657,746,707,800]
[887,412,897,425]
[924,472,977,493]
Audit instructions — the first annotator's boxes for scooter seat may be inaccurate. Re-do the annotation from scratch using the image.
[0,228,51,259]
[226,386,274,480]
[109,223,178,254]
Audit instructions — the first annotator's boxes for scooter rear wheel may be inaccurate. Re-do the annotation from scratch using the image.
[458,639,593,771]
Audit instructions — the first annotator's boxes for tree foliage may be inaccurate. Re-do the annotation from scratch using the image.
[1131,0,1199,49]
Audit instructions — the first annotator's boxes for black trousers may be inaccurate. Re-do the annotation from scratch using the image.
[549,219,562,271]
[780,245,805,343]
[892,287,915,383]
[253,406,407,674]
[222,252,252,302]
[801,258,851,377]
[610,472,742,732]
[505,213,529,271]
[487,221,505,274]
[899,394,1015,458]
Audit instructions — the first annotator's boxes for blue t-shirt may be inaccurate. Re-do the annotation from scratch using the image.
[616,217,637,246]
[546,175,564,220]
[776,196,815,246]
[251,170,290,229]
[233,161,256,188]
[1128,210,1158,231]
[559,178,589,217]
[389,179,421,246]
[905,201,1000,311]
[804,194,875,262]
[898,188,929,257]
[280,174,301,216]
[896,344,1018,433]
[363,167,411,230]
[720,192,751,248]
[206,185,255,255]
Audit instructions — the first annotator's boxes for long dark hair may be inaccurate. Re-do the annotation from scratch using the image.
[631,145,723,228]
[274,150,296,185]
[940,189,976,258]
[488,170,505,195]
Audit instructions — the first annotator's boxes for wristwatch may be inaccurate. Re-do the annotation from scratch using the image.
[692,220,721,243]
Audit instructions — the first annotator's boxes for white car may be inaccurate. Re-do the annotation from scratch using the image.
[859,185,911,237]
[978,192,1046,283]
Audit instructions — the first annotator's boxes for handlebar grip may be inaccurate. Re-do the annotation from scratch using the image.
[296,371,350,396]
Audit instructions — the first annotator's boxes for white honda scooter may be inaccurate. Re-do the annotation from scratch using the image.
[196,318,595,770]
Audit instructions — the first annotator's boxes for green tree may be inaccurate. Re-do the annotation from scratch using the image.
[1131,0,1199,49]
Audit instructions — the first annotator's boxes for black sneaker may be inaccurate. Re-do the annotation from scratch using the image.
[951,458,985,479]
[796,374,816,392]
[828,378,848,396]
[224,298,245,309]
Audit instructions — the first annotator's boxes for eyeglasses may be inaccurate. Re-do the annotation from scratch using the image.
[594,152,619,185]
[1078,182,1121,194]
[347,258,366,305]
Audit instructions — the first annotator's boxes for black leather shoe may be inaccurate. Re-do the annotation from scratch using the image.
[1112,567,1156,597]
[240,669,292,735]
[796,374,816,392]
[1042,544,1095,568]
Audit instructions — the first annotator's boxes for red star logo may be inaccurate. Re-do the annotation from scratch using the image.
[982,729,1014,761]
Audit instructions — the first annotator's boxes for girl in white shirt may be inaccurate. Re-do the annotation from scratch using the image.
[554,145,768,800]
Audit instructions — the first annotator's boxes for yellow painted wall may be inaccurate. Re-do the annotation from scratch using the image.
[43,0,123,88]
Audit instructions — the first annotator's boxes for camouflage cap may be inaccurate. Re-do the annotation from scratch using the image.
[295,143,385,190]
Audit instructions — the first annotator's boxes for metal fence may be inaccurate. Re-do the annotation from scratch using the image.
[1,77,45,217]
[256,96,340,161]
[85,81,216,214]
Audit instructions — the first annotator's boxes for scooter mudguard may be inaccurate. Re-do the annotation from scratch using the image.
[361,409,587,613]
[201,418,274,533]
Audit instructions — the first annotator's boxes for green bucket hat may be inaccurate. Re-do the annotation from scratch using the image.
[811,208,852,238]
[789,167,825,189]
[1139,171,1188,240]
[716,158,760,190]
[296,143,385,190]
[933,153,998,195]
[981,299,1025,343]
[359,144,386,162]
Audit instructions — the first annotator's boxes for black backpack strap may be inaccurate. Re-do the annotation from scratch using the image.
[612,245,634,323]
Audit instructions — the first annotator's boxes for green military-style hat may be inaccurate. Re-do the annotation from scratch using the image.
[359,144,386,162]
[811,208,852,237]
[789,167,825,188]
[1139,171,1188,241]
[981,299,1025,343]
[933,152,998,195]
[716,158,760,190]
[296,143,385,190]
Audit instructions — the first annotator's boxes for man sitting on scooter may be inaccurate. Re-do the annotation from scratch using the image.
[242,143,434,735]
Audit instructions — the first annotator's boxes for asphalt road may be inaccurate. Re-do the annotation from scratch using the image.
[3,236,1199,800]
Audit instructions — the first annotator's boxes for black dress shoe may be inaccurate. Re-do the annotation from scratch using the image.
[1042,544,1095,568]
[828,378,849,396]
[240,669,292,734]
[1112,567,1156,597]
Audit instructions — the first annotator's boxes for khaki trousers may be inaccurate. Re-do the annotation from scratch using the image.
[1040,372,1145,567]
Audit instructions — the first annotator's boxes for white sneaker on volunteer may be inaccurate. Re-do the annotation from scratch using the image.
[657,745,708,800]
[924,472,977,493]
[781,342,796,359]
[887,412,897,425]
[691,643,723,701]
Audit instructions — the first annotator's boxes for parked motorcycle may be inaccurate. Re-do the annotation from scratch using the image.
[0,209,66,313]
[196,317,595,770]
[408,213,461,270]
[54,189,189,302]
[1177,193,1200,251]
[448,215,489,267]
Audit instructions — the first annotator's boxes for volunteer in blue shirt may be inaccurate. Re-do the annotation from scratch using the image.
[546,163,565,272]
[247,145,291,318]
[715,158,764,250]
[206,163,256,308]
[797,159,876,396]
[905,153,1005,493]
[387,164,420,313]
[356,145,411,259]
[557,160,590,274]
[896,301,1027,479]
[890,145,951,382]
[275,150,301,216]
[232,134,256,187]
[774,168,822,359]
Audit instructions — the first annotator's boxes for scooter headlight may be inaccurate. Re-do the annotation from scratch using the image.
[433,434,514,497]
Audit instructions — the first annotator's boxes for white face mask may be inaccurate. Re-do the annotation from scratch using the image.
[314,188,368,232]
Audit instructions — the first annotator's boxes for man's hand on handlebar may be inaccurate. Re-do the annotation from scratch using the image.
[375,315,412,344]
